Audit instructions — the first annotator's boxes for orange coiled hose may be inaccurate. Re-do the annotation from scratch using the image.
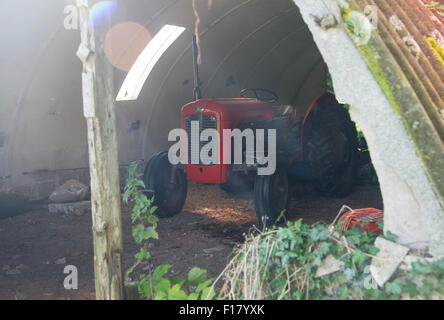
[338,208,384,235]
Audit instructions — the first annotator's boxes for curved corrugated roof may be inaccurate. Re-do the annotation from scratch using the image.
[340,0,444,207]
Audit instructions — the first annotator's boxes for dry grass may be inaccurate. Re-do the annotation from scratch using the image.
[213,227,308,300]
[212,208,349,300]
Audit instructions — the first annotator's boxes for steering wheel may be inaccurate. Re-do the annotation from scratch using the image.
[239,88,279,103]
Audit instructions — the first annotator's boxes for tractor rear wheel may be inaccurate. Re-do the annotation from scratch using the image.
[254,169,290,229]
[143,152,188,218]
[307,104,358,198]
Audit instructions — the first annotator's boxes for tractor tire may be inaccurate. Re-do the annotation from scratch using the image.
[254,168,290,229]
[307,104,358,198]
[143,152,188,218]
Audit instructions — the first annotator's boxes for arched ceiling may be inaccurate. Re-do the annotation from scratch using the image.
[0,0,326,181]
[112,0,326,156]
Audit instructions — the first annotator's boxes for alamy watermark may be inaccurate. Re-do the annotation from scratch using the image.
[64,5,80,30]
[63,265,78,290]
[168,122,277,176]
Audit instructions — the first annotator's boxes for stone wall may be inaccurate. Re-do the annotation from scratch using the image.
[0,165,134,201]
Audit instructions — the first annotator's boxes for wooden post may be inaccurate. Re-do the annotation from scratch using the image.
[77,0,125,300]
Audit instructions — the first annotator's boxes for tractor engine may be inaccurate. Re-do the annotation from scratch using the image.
[181,98,275,184]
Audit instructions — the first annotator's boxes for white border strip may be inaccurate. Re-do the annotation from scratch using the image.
[116,24,186,101]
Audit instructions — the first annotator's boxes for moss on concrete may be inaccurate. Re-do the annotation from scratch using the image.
[356,44,403,117]
[339,1,444,209]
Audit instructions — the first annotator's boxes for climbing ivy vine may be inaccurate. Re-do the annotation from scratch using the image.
[123,162,215,300]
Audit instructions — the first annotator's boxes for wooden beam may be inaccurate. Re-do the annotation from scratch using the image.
[77,0,125,300]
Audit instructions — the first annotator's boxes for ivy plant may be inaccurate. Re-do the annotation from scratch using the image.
[219,218,444,300]
[123,161,215,300]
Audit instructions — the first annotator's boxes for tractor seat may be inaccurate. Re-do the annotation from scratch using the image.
[273,105,294,118]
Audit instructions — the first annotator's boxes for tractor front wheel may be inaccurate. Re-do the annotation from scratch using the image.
[254,169,290,229]
[143,152,188,218]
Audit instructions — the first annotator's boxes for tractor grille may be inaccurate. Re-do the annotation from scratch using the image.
[185,114,218,165]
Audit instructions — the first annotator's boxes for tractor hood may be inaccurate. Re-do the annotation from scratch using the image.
[182,98,274,126]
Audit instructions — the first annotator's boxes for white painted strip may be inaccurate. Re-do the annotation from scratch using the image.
[116,24,186,101]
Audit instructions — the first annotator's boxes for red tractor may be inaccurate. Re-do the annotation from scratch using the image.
[143,38,358,228]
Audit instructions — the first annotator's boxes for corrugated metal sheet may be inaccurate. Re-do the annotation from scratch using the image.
[353,0,444,139]
[344,0,444,207]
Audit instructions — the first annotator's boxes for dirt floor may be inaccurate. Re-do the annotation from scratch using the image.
[0,181,382,300]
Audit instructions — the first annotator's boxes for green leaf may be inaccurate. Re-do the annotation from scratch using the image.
[293,290,303,300]
[133,180,145,188]
[201,286,216,300]
[135,246,151,261]
[132,224,145,243]
[125,261,141,279]
[376,220,384,230]
[344,268,356,281]
[153,264,172,281]
[385,279,402,295]
[351,249,367,264]
[187,267,207,286]
[309,225,329,242]
[437,278,444,295]
[168,284,189,300]
[196,279,214,293]
[367,245,379,256]
[293,219,302,231]
[150,206,158,214]
[169,276,185,287]
[123,190,131,204]
[133,226,159,243]
[403,279,419,298]
[139,279,152,299]
[187,293,199,300]
[319,242,331,255]
[383,230,398,242]
[420,279,434,299]
[411,261,433,275]
[275,209,287,224]
[154,291,167,300]
[312,255,322,267]
[338,284,349,300]
[346,234,361,246]
[153,278,171,293]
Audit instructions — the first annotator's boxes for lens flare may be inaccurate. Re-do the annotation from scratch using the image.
[89,1,120,27]
[105,22,151,72]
